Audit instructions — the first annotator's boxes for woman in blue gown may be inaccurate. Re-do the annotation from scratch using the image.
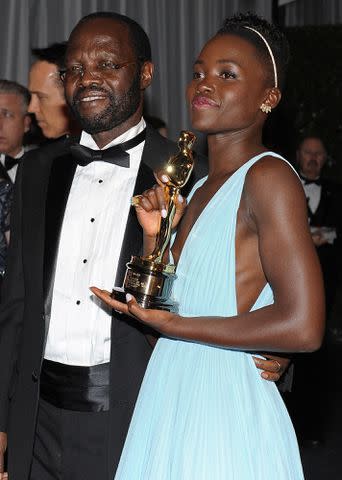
[92,12,325,479]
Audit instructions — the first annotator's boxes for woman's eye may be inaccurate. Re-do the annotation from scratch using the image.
[192,71,204,80]
[220,70,236,79]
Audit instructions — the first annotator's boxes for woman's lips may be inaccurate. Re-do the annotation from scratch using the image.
[192,96,219,108]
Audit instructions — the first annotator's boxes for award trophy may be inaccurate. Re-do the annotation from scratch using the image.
[112,130,196,312]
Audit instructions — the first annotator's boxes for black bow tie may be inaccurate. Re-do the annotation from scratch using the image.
[4,155,19,171]
[299,174,321,186]
[302,177,321,186]
[70,128,146,167]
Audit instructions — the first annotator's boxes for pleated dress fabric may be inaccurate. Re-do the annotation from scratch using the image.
[114,152,304,479]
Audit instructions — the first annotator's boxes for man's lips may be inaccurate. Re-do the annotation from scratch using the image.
[192,96,219,108]
[75,92,108,103]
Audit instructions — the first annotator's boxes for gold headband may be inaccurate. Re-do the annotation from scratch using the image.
[244,26,278,88]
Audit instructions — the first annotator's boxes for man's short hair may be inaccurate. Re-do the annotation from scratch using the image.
[297,136,326,151]
[0,79,31,112]
[72,12,152,65]
[31,42,68,70]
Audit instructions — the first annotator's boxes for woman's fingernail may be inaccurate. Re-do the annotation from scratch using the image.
[178,194,184,203]
[161,208,167,218]
[161,175,169,183]
[126,293,133,302]
[262,373,269,379]
[131,195,141,207]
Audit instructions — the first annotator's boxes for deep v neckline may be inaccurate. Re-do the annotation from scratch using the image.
[171,159,248,268]
[171,151,282,269]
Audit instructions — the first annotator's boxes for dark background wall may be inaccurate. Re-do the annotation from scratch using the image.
[264,24,342,179]
[0,0,341,170]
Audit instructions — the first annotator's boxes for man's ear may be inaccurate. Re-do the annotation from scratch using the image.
[24,114,31,133]
[140,61,154,90]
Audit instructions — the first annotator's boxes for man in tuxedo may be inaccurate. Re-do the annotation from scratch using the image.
[0,80,31,290]
[0,12,289,480]
[0,79,31,183]
[28,42,79,140]
[297,136,341,313]
[293,135,342,446]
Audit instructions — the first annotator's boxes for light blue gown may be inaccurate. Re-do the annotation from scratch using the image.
[114,152,304,479]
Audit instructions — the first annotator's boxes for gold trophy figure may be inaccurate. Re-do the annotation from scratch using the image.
[113,130,196,311]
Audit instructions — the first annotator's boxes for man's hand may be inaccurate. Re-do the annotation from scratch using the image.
[311,230,328,247]
[0,432,8,480]
[253,355,291,381]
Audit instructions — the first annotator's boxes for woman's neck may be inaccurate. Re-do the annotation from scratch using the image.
[206,129,265,178]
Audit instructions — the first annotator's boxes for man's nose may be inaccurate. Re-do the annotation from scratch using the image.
[78,67,103,86]
[28,95,39,114]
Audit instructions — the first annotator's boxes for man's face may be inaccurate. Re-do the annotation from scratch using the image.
[0,93,30,157]
[297,138,327,179]
[64,18,149,136]
[28,60,71,138]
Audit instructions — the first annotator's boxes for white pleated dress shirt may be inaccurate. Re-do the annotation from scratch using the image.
[44,119,146,366]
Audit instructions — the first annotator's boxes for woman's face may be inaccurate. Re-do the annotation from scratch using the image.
[187,34,270,135]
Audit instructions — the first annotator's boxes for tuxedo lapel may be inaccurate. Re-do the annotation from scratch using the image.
[43,153,77,309]
[310,184,329,225]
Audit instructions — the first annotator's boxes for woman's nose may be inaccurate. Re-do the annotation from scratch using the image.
[195,81,214,94]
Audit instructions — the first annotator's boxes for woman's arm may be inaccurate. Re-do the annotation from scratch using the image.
[93,159,324,353]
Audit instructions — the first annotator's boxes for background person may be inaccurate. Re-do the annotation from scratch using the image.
[0,79,31,293]
[0,79,31,182]
[289,135,342,447]
[28,42,79,140]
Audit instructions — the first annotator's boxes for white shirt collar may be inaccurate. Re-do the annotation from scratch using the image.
[0,146,25,162]
[15,146,25,159]
[79,118,146,151]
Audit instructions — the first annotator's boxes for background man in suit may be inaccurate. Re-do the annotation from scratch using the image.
[297,136,342,318]
[291,136,342,447]
[0,80,31,290]
[0,12,289,480]
[28,42,79,140]
[0,79,31,183]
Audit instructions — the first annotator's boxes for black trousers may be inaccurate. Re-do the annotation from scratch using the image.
[30,399,114,480]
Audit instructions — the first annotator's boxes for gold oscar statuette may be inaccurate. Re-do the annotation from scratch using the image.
[112,130,196,311]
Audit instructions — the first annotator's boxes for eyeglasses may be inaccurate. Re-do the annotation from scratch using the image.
[59,60,137,81]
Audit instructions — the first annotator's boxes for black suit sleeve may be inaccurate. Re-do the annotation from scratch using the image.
[0,163,25,431]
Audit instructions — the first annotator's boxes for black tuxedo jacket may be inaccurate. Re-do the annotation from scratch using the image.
[307,178,342,232]
[307,178,342,303]
[0,126,207,479]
